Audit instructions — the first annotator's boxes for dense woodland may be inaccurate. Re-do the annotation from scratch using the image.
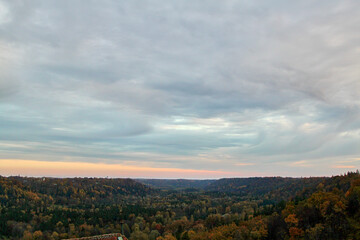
[1,172,360,240]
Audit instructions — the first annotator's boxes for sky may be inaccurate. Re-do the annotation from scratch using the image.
[0,0,359,178]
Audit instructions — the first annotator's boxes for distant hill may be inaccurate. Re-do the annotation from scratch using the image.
[136,177,332,200]
[136,179,216,190]
[205,177,328,200]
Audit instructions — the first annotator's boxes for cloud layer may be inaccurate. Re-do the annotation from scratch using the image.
[0,0,359,177]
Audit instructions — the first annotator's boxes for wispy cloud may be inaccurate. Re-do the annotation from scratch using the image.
[235,163,255,166]
[332,165,356,169]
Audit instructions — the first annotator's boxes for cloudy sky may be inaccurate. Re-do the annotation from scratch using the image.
[0,0,359,178]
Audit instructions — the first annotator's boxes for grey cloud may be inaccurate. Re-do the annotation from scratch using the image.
[0,0,359,176]
[0,79,17,99]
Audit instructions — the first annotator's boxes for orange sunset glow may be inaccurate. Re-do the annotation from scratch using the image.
[0,159,245,179]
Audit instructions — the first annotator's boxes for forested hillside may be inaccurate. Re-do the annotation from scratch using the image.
[205,177,327,201]
[1,177,154,205]
[1,172,360,240]
[137,179,215,190]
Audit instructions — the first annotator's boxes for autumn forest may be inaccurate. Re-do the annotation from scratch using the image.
[1,172,360,240]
